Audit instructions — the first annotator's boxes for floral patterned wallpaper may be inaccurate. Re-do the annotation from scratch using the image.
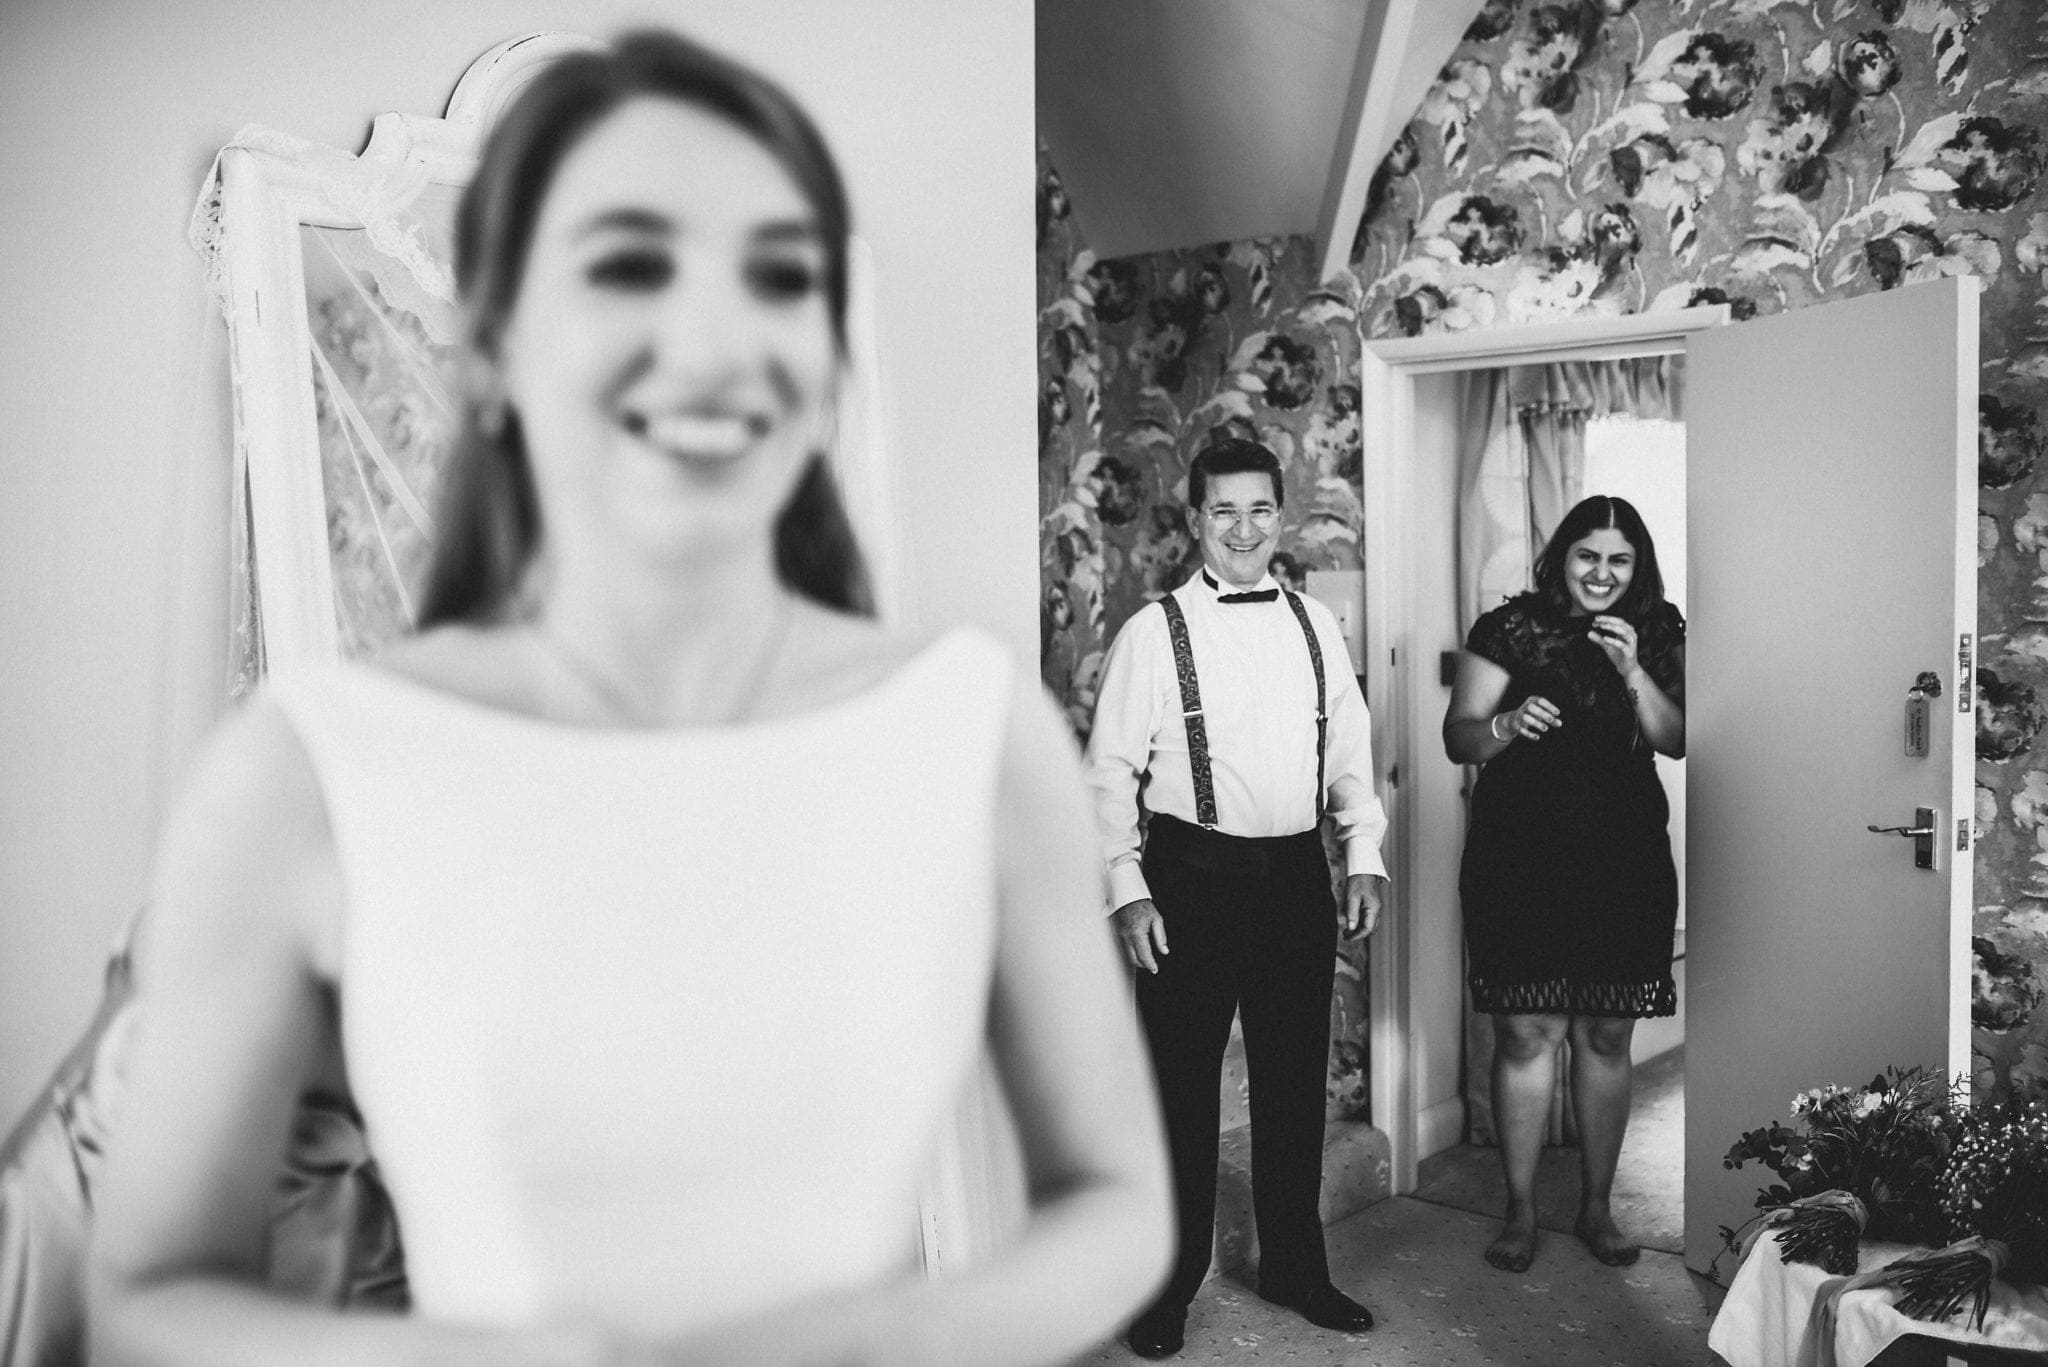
[1037,178,1369,738]
[1039,0,2048,1100]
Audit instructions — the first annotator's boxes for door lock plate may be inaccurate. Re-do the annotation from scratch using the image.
[1866,806,1939,870]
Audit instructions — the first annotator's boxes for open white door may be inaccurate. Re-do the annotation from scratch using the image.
[1684,277,1978,1276]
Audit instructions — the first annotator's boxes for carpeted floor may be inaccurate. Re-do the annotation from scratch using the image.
[1067,1195,1725,1365]
[1069,1049,1720,1363]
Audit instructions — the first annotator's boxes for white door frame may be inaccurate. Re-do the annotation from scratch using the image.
[1357,306,1730,1192]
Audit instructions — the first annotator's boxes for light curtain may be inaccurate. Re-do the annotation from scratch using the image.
[1457,356,1682,636]
[1456,368,1521,638]
[298,215,462,661]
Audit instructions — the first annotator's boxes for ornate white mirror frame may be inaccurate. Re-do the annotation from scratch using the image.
[198,33,601,681]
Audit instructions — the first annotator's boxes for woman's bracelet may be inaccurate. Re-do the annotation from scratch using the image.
[1490,713,1510,743]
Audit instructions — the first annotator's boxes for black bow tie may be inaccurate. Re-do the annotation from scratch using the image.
[1204,572,1278,605]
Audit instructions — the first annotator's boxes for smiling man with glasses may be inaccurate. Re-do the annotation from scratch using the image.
[1083,437,1390,1358]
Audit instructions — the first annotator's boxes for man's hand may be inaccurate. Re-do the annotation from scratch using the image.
[1342,874,1387,939]
[1111,898,1170,974]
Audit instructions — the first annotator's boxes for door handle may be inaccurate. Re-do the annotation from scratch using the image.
[1865,806,1938,870]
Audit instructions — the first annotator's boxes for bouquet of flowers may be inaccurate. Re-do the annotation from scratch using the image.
[1720,1065,1958,1266]
[1723,1070,2048,1331]
[1879,1095,2048,1328]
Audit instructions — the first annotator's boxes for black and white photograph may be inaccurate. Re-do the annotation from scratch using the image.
[3,2,2046,1364]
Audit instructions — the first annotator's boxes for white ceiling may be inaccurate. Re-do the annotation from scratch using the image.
[1037,0,1486,276]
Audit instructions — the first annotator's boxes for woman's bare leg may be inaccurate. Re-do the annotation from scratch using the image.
[1486,1012,1567,1272]
[1567,1014,1640,1266]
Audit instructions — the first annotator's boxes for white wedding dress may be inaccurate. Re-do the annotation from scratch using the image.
[265,629,1009,1338]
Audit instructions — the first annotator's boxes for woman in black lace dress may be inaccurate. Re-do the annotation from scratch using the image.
[1442,495,1685,1273]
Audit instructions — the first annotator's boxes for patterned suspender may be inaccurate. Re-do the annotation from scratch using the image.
[1283,591,1330,822]
[1159,590,1328,829]
[1159,594,1220,827]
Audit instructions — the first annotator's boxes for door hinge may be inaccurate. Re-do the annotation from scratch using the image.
[1958,634,1974,713]
[1958,817,1971,852]
[1388,763,1400,788]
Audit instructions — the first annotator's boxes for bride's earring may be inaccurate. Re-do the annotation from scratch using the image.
[460,351,512,441]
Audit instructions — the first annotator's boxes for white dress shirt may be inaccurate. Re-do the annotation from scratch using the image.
[1084,569,1391,911]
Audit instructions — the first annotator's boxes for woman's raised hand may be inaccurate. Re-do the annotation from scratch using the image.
[1502,696,1563,741]
[1588,616,1639,677]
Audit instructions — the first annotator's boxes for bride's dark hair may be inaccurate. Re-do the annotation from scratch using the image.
[417,29,873,627]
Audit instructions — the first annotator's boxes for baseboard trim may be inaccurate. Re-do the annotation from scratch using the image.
[1418,1097,1465,1159]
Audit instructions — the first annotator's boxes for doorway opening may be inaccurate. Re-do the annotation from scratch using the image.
[1409,401,1695,1254]
[1360,284,1979,1276]
[1386,374,1690,1257]
[1351,306,1725,1228]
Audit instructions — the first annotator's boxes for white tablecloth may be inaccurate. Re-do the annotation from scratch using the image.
[1708,1233,2048,1367]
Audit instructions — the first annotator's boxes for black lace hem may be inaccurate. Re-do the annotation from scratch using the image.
[1469,975,1677,1018]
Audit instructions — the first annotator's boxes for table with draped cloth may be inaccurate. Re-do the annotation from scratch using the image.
[1709,1232,2048,1367]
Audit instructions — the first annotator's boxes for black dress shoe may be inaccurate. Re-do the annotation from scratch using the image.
[1261,1281,1376,1333]
[1122,1305,1186,1359]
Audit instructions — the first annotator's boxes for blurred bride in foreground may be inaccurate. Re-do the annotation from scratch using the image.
[86,29,1169,1367]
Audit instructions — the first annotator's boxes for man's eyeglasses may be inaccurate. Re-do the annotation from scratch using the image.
[1201,505,1280,531]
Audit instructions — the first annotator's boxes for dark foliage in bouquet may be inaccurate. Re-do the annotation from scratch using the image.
[1722,1066,1960,1251]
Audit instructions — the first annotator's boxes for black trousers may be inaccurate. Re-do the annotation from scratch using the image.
[1135,814,1338,1314]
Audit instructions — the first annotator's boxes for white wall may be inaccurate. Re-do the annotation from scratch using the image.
[0,0,1035,1126]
